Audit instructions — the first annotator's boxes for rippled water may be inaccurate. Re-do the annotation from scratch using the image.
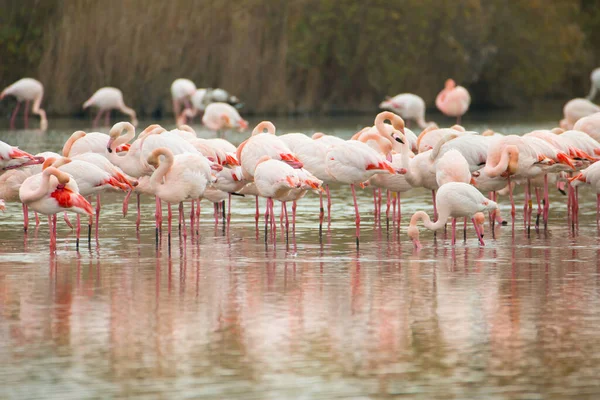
[2,111,600,399]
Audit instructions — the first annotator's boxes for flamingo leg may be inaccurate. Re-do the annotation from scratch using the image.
[155,196,161,241]
[385,190,391,228]
[95,194,101,241]
[597,193,600,229]
[48,215,56,250]
[292,200,297,234]
[326,184,332,226]
[23,100,30,129]
[397,192,402,227]
[507,176,515,224]
[284,201,289,234]
[227,193,232,225]
[63,211,74,229]
[105,109,110,127]
[213,203,218,226]
[9,101,21,129]
[535,187,542,229]
[190,199,195,235]
[173,99,181,122]
[451,218,456,245]
[351,184,360,246]
[23,204,29,233]
[136,193,141,231]
[472,217,485,246]
[319,191,324,235]
[35,211,40,226]
[432,190,438,221]
[180,202,187,238]
[372,189,378,221]
[543,174,550,228]
[255,195,260,230]
[264,198,270,242]
[76,214,81,249]
[463,217,467,242]
[456,115,461,125]
[92,109,104,127]
[167,202,173,244]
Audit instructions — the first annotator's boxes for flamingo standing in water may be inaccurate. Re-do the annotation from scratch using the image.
[559,98,600,130]
[0,78,48,130]
[435,79,471,124]
[325,138,395,246]
[379,93,433,129]
[83,87,138,127]
[407,182,497,249]
[202,102,248,133]
[587,68,600,101]
[171,78,197,122]
[19,167,94,250]
[146,147,213,242]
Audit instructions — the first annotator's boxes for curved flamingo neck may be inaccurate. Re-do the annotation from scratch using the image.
[430,133,459,161]
[252,121,276,136]
[23,167,68,203]
[484,145,518,177]
[358,132,392,156]
[410,210,447,232]
[109,122,136,150]
[149,150,174,189]
[62,131,86,156]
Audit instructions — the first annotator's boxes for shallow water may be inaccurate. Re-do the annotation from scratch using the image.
[2,111,600,399]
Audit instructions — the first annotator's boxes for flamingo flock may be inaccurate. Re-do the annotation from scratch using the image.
[2,72,600,251]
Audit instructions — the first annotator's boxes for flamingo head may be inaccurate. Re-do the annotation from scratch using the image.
[146,152,161,169]
[407,224,422,250]
[445,79,456,89]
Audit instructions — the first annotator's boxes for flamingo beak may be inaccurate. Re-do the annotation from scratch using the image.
[107,138,115,153]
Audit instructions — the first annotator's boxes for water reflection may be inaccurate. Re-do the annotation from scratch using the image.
[2,116,600,398]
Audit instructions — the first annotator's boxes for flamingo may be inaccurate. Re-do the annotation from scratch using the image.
[177,89,208,125]
[45,157,131,245]
[559,98,600,130]
[0,151,59,232]
[171,78,197,121]
[202,102,248,133]
[146,147,213,241]
[435,79,471,124]
[325,139,395,245]
[0,78,47,130]
[0,140,45,171]
[253,157,301,241]
[587,68,600,101]
[573,112,600,142]
[83,87,138,127]
[19,167,94,249]
[570,161,600,226]
[379,93,433,129]
[407,182,497,249]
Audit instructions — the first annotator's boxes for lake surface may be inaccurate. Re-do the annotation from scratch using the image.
[2,110,600,399]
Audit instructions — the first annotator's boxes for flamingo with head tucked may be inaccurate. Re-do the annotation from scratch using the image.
[83,87,138,127]
[435,79,471,124]
[171,78,197,122]
[19,167,93,250]
[379,93,433,129]
[202,102,248,133]
[0,78,47,130]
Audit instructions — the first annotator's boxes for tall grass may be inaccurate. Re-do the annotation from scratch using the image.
[1,0,598,116]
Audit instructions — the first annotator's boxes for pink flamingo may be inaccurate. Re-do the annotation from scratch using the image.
[0,140,45,171]
[83,87,138,127]
[177,89,208,125]
[45,157,130,245]
[587,68,600,101]
[0,78,47,130]
[202,102,248,133]
[62,130,132,157]
[146,147,213,242]
[559,98,600,130]
[407,182,497,249]
[19,167,93,250]
[171,78,197,122]
[573,112,600,142]
[379,93,433,129]
[325,139,395,245]
[253,156,301,241]
[435,79,471,124]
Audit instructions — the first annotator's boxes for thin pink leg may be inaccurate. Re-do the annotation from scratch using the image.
[227,193,232,225]
[136,194,141,231]
[255,196,260,229]
[10,101,21,129]
[23,203,29,232]
[95,194,101,241]
[190,199,195,235]
[264,198,270,240]
[543,175,550,227]
[472,217,485,246]
[326,185,332,226]
[432,190,437,221]
[76,214,81,248]
[351,184,360,245]
[283,201,289,232]
[507,176,515,224]
[456,115,461,125]
[385,190,391,224]
[35,212,40,226]
[48,216,56,250]
[451,218,456,245]
[397,193,402,225]
[63,211,74,229]
[180,202,187,238]
[280,202,284,226]
[319,191,324,232]
[463,217,468,241]
[373,189,378,220]
[23,100,30,129]
[292,200,297,233]
[392,192,397,225]
[105,109,110,127]
[92,109,103,127]
[168,203,173,240]
[213,203,218,226]
[155,196,161,233]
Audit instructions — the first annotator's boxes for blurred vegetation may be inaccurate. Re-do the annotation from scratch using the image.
[0,0,599,116]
